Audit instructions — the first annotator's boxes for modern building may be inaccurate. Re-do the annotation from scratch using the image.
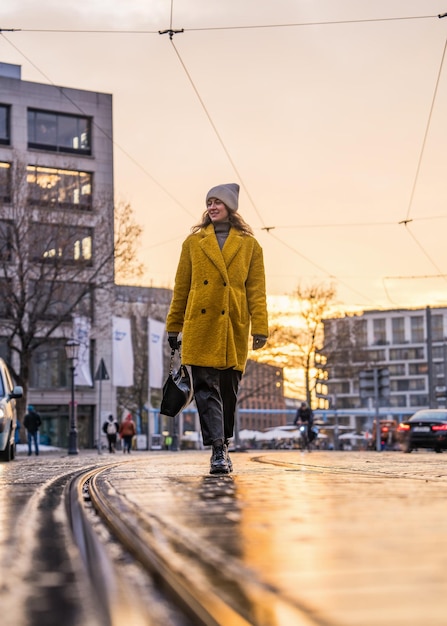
[0,62,115,448]
[322,306,447,421]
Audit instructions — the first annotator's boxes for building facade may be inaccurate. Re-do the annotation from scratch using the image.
[0,62,115,449]
[237,360,287,431]
[322,306,447,416]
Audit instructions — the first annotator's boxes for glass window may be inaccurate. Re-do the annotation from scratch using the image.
[432,346,444,359]
[372,319,387,345]
[366,349,386,361]
[0,279,12,317]
[0,220,12,262]
[409,363,428,375]
[410,316,424,343]
[0,162,11,202]
[434,362,445,376]
[27,165,92,210]
[28,109,91,155]
[389,363,405,375]
[0,338,9,361]
[389,395,407,408]
[391,379,410,392]
[431,315,444,342]
[30,223,93,265]
[389,347,425,360]
[0,105,10,145]
[30,340,68,388]
[30,281,93,321]
[391,317,405,344]
[354,319,368,347]
[409,394,429,407]
[330,381,350,394]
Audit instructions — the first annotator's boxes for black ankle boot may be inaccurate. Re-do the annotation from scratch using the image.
[224,440,233,473]
[210,443,229,474]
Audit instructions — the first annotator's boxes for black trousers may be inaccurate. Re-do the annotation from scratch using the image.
[191,366,242,446]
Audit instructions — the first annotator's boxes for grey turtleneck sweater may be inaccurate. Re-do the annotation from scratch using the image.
[213,221,231,250]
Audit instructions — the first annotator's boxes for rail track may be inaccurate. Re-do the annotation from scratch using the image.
[67,462,254,626]
[66,458,317,626]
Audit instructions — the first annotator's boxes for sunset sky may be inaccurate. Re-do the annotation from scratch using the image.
[1,0,447,312]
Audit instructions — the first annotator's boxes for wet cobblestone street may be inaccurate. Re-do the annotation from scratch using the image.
[1,448,447,625]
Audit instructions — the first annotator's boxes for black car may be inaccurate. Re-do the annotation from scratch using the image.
[397,409,447,453]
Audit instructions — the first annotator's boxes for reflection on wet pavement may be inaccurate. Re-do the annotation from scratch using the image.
[111,450,447,625]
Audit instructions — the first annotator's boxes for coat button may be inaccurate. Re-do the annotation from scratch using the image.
[223,282,227,286]
[221,310,225,315]
[204,280,208,285]
[201,309,206,314]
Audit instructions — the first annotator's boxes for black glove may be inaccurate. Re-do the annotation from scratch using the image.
[168,334,179,351]
[252,335,267,350]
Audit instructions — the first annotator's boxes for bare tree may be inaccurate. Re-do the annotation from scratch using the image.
[0,158,142,416]
[252,282,337,404]
[114,200,145,285]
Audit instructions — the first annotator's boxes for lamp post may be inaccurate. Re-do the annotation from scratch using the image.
[65,339,80,455]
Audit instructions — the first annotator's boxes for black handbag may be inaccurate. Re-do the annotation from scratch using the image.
[160,345,193,417]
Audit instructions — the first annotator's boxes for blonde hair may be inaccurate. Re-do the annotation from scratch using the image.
[191,210,254,236]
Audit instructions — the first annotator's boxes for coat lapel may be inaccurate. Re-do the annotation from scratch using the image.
[199,225,243,281]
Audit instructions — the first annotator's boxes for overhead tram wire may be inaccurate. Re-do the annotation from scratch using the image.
[403,36,447,224]
[4,12,447,287]
[400,224,447,283]
[255,213,447,231]
[165,33,268,229]
[0,31,197,221]
[265,230,375,305]
[6,14,440,34]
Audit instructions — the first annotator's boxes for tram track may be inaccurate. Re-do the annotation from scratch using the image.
[67,459,321,626]
[69,462,253,626]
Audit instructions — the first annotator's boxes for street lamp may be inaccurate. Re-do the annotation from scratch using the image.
[65,339,80,455]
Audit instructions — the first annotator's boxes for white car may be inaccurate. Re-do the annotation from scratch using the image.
[0,358,23,462]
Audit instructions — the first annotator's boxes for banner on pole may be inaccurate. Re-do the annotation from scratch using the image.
[148,318,165,389]
[112,316,134,387]
[73,316,93,386]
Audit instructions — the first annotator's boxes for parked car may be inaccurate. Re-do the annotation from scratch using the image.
[397,409,447,453]
[0,358,23,462]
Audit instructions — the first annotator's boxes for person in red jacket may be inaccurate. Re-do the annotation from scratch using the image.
[119,413,136,453]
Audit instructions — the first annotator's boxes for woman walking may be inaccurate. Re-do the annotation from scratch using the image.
[166,183,268,474]
[119,413,136,453]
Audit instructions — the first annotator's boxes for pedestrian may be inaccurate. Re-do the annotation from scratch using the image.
[24,404,42,456]
[119,413,136,453]
[102,414,119,453]
[15,418,21,445]
[166,183,268,474]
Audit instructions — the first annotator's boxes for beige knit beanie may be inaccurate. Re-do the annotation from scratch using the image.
[206,183,240,212]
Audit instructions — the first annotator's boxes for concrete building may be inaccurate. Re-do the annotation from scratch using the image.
[322,306,447,420]
[0,62,115,449]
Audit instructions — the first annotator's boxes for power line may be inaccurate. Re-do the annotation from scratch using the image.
[259,213,447,230]
[2,11,446,305]
[400,222,447,282]
[5,14,439,34]
[265,230,375,304]
[404,37,447,223]
[168,37,268,229]
[0,32,197,221]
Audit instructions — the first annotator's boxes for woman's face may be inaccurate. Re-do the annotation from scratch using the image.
[206,198,230,223]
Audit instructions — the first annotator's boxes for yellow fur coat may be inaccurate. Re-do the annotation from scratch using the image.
[166,224,268,372]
